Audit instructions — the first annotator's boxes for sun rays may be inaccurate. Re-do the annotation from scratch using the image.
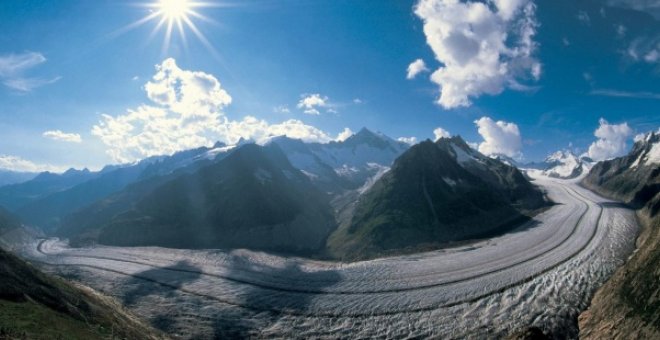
[115,0,224,54]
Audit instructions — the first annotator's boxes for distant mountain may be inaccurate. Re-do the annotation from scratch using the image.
[56,144,237,242]
[270,128,409,192]
[327,136,547,260]
[15,162,154,232]
[542,150,592,179]
[0,169,37,187]
[0,168,98,211]
[82,144,336,255]
[11,143,233,232]
[579,130,660,339]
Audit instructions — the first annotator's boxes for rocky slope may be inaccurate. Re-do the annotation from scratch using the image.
[0,212,165,339]
[327,137,547,260]
[90,144,336,255]
[579,130,660,339]
[0,248,166,340]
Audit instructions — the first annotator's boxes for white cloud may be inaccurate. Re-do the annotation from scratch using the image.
[297,93,329,115]
[0,52,45,77]
[406,59,429,79]
[577,11,591,25]
[93,58,338,163]
[398,136,418,145]
[0,155,62,173]
[3,77,61,92]
[626,37,660,64]
[474,116,522,158]
[273,105,290,114]
[585,118,632,161]
[336,128,354,142]
[218,116,337,144]
[644,49,659,62]
[607,0,660,19]
[589,89,660,99]
[616,24,627,38]
[0,52,60,92]
[43,130,82,143]
[433,127,451,141]
[414,0,540,109]
[562,37,571,46]
[353,98,363,104]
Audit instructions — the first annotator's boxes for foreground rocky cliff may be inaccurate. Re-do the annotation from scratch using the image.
[578,131,660,339]
[0,208,166,340]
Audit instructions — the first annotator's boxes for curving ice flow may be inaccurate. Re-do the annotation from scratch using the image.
[22,173,639,338]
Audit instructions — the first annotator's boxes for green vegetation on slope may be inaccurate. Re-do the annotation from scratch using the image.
[0,248,165,339]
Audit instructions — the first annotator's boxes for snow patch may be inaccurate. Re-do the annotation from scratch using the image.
[358,165,390,195]
[442,177,457,187]
[647,141,660,165]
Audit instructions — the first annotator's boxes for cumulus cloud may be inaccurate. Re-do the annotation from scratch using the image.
[0,52,60,92]
[398,136,418,145]
[585,118,632,161]
[336,128,354,142]
[406,59,429,79]
[0,155,62,173]
[433,127,451,140]
[414,0,541,109]
[474,116,522,158]
[297,93,329,115]
[218,116,338,144]
[93,59,340,163]
[43,130,82,143]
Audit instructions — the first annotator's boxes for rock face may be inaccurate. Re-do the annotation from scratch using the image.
[326,137,547,260]
[578,131,660,340]
[95,144,336,255]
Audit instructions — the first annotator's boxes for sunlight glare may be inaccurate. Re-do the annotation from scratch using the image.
[159,0,190,20]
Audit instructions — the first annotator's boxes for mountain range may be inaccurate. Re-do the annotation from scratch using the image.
[0,169,37,187]
[0,128,550,260]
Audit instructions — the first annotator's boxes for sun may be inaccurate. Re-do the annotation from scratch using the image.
[159,0,192,20]
[115,0,222,54]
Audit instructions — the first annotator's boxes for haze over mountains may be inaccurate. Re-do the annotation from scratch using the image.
[0,128,551,259]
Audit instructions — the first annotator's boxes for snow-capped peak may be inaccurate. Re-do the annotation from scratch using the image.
[630,131,660,168]
[542,150,590,179]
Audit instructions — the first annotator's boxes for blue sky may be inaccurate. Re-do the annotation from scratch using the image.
[0,0,658,171]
